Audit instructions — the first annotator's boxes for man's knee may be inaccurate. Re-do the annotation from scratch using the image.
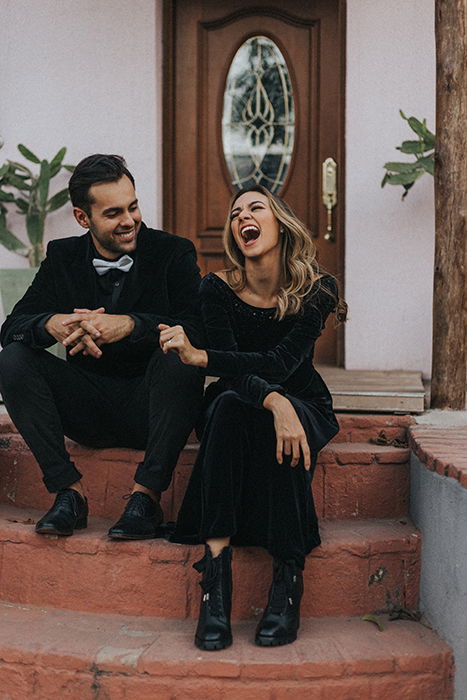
[0,343,38,389]
[146,349,203,390]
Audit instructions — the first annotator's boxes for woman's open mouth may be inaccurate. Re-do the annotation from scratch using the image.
[240,225,260,245]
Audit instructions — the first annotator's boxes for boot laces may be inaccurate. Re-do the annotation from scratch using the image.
[194,553,224,616]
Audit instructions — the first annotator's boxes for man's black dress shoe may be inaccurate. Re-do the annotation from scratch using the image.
[108,491,163,539]
[35,488,88,536]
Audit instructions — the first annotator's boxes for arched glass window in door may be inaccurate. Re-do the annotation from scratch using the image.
[222,36,295,194]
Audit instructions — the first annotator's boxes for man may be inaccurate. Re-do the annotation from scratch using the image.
[0,154,204,539]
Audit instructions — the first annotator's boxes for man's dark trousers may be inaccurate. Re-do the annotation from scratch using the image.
[0,224,204,494]
[0,342,203,493]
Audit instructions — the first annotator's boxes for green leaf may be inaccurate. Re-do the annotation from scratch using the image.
[50,147,66,169]
[63,164,75,173]
[384,170,424,186]
[7,160,32,175]
[0,163,9,178]
[417,156,434,176]
[7,173,31,190]
[401,182,415,200]
[26,212,44,245]
[361,614,385,632]
[0,190,15,202]
[381,173,389,188]
[38,160,51,208]
[407,116,429,139]
[17,144,41,164]
[0,227,29,255]
[49,147,67,177]
[423,130,435,149]
[47,188,69,212]
[384,161,422,173]
[15,198,30,213]
[396,140,426,155]
[399,109,408,121]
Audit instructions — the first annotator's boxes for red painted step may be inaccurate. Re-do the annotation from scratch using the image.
[0,435,410,522]
[0,601,453,699]
[0,504,420,620]
[0,411,415,443]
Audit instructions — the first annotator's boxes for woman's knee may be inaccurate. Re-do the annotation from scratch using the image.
[210,390,247,419]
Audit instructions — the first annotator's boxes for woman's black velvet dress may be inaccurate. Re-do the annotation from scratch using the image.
[172,273,339,569]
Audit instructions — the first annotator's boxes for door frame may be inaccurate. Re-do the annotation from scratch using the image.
[162,0,347,366]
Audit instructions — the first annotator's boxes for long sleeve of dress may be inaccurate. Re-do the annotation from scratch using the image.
[203,276,337,383]
[200,278,285,408]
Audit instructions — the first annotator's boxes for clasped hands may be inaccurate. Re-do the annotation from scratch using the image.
[45,307,135,359]
[158,323,311,470]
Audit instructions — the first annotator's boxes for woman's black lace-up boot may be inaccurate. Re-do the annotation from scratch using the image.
[255,558,304,646]
[193,545,233,651]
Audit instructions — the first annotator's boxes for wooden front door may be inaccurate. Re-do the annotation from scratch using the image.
[163,0,345,364]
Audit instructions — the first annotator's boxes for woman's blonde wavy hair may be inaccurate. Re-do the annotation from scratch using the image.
[223,185,347,322]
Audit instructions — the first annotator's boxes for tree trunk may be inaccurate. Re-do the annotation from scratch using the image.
[431,0,467,409]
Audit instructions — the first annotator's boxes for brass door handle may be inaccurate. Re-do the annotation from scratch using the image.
[322,157,337,242]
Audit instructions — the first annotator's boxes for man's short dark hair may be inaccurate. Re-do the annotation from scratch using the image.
[68,154,135,215]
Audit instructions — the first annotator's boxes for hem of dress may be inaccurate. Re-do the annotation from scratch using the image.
[169,531,322,561]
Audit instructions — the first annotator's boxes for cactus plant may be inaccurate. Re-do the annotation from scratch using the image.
[381,111,435,200]
[0,144,74,266]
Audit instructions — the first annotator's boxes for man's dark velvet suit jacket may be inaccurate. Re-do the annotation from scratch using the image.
[0,223,202,378]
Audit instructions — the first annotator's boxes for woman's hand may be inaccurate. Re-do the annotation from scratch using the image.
[158,323,208,367]
[263,392,311,470]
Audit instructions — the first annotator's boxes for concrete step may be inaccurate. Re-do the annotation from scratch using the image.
[0,504,420,620]
[0,436,410,522]
[0,601,453,699]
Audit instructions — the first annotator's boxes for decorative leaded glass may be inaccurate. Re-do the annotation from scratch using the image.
[222,36,295,194]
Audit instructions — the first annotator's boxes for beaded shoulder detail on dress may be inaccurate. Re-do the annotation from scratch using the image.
[201,273,276,318]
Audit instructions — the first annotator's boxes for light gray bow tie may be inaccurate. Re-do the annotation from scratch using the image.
[92,255,134,276]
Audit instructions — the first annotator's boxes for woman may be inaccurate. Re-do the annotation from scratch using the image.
[158,185,347,651]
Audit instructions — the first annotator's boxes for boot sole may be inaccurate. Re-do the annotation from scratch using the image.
[195,635,232,651]
[255,633,297,647]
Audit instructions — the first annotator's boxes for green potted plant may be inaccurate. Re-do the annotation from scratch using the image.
[381,110,434,199]
[0,143,74,319]
[0,143,74,267]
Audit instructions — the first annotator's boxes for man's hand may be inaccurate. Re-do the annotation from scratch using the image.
[44,314,80,345]
[44,308,104,346]
[62,312,135,357]
[263,392,311,470]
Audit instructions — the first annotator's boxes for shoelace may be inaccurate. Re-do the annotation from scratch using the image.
[193,553,224,616]
[54,490,82,515]
[121,492,152,517]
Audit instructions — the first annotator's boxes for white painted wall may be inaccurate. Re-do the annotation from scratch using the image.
[0,0,161,267]
[0,0,436,376]
[345,0,436,376]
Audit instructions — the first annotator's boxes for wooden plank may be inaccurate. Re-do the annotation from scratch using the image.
[330,393,425,413]
[317,366,425,413]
